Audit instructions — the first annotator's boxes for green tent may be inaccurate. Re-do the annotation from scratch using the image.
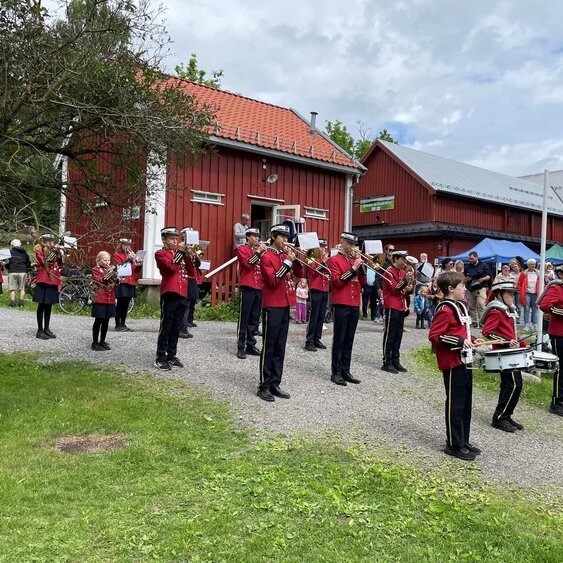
[546,244,563,264]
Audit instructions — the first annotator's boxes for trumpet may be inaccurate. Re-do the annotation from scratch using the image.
[284,243,331,280]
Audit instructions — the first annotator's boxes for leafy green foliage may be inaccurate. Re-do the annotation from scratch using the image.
[175,54,224,89]
[0,354,562,561]
[324,121,398,160]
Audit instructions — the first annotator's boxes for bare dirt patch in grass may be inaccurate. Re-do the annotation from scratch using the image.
[51,433,127,454]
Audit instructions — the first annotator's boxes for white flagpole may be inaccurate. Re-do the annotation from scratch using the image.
[537,169,549,348]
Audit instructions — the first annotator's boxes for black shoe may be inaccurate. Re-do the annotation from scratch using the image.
[314,341,327,349]
[304,342,318,352]
[381,364,399,374]
[331,374,347,386]
[393,363,407,373]
[91,342,105,351]
[154,358,171,371]
[257,388,275,402]
[187,321,197,328]
[178,329,193,339]
[122,324,133,332]
[236,350,247,359]
[245,346,261,356]
[549,403,563,417]
[270,385,290,399]
[18,299,24,307]
[36,329,50,340]
[43,328,57,339]
[465,442,482,455]
[507,417,524,430]
[115,324,125,332]
[444,445,476,461]
[99,342,111,350]
[492,418,517,432]
[9,301,16,308]
[167,356,184,368]
[342,372,361,384]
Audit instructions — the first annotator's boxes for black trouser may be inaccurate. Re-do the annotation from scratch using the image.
[306,289,328,345]
[494,369,522,421]
[331,304,359,376]
[383,308,405,366]
[550,336,563,407]
[183,279,198,326]
[93,318,110,343]
[237,286,261,351]
[361,285,377,319]
[156,292,186,360]
[443,364,473,448]
[259,307,289,391]
[115,297,130,327]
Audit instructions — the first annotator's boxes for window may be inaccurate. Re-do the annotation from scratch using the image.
[123,206,141,220]
[191,190,224,206]
[304,206,328,220]
[94,196,109,208]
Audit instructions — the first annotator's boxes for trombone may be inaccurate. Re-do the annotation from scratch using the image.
[284,243,331,280]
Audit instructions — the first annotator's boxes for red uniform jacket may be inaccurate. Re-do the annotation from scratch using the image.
[327,252,366,307]
[382,265,409,311]
[482,307,520,349]
[34,245,63,287]
[428,300,472,370]
[92,265,118,304]
[155,248,190,297]
[260,248,298,308]
[113,251,143,286]
[237,244,264,290]
[539,282,563,337]
[186,254,201,280]
[308,258,330,292]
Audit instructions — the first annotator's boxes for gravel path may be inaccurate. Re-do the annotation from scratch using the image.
[2,307,562,491]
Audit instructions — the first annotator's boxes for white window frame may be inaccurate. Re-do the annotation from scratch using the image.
[304,206,329,221]
[191,189,224,206]
[272,204,300,224]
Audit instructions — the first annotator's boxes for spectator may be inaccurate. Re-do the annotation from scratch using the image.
[428,277,440,322]
[545,262,555,284]
[464,251,490,326]
[233,213,250,249]
[414,286,430,329]
[295,278,309,324]
[494,263,512,284]
[454,260,465,273]
[7,239,31,307]
[517,258,539,331]
[415,252,430,295]
[361,267,381,321]
[509,259,523,323]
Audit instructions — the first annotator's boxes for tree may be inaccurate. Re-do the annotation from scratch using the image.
[0,0,215,240]
[376,129,398,144]
[324,120,355,156]
[175,54,224,89]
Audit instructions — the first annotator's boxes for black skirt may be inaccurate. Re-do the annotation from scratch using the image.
[115,283,136,299]
[188,278,198,301]
[91,303,116,319]
[33,283,59,304]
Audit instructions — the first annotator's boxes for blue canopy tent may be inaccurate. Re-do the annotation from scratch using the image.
[448,238,540,264]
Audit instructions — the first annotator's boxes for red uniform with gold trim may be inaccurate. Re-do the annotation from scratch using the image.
[382,265,409,311]
[92,266,118,304]
[539,282,563,337]
[260,248,297,308]
[482,306,522,348]
[308,258,330,292]
[237,243,264,289]
[155,248,190,297]
[429,300,471,370]
[113,251,142,286]
[327,252,366,306]
[35,245,63,287]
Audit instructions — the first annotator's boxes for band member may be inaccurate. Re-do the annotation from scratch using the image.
[179,231,201,339]
[154,227,190,371]
[327,233,365,385]
[236,227,266,359]
[257,224,298,402]
[304,239,330,351]
[538,265,563,417]
[91,251,119,350]
[481,281,525,431]
[429,271,481,461]
[33,233,63,339]
[382,250,414,373]
[113,238,143,332]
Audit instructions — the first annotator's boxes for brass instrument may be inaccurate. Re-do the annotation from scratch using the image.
[336,244,392,282]
[284,243,330,280]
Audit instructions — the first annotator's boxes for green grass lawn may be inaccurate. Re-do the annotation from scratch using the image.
[414,345,554,410]
[1,354,562,561]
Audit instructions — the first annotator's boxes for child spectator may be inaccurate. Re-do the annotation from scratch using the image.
[414,286,430,329]
[295,278,309,324]
[91,251,118,351]
[428,277,440,324]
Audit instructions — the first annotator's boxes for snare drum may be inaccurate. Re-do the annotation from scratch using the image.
[532,351,559,375]
[482,347,534,372]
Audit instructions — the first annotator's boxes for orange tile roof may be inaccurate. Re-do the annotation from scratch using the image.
[161,77,361,170]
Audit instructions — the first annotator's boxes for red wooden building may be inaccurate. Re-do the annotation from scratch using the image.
[63,80,364,302]
[352,140,563,264]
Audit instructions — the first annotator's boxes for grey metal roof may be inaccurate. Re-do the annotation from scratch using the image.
[379,141,563,217]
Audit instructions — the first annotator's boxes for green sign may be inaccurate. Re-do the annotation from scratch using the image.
[359,196,395,213]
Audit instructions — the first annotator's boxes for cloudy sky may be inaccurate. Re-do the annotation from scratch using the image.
[156,0,563,176]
